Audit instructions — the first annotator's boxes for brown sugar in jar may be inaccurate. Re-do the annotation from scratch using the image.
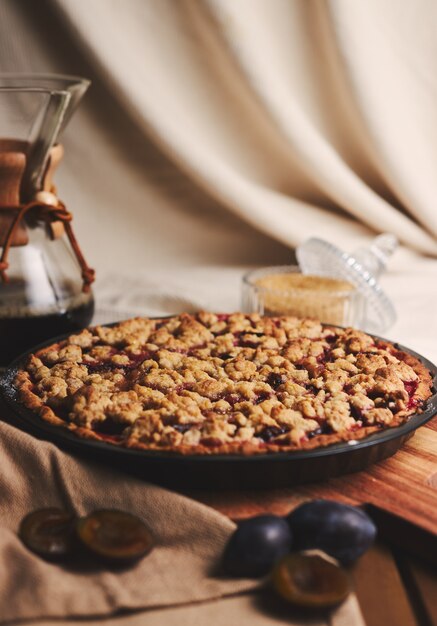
[242,267,363,326]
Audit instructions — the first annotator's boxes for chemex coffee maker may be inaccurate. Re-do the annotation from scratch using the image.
[0,75,95,366]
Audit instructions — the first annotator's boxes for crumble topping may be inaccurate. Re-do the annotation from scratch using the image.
[13,313,433,455]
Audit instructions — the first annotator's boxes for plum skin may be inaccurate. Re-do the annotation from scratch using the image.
[223,514,293,577]
[286,500,376,565]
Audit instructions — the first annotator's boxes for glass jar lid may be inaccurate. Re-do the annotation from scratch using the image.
[296,236,397,334]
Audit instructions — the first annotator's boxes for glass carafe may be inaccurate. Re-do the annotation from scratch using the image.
[0,75,94,366]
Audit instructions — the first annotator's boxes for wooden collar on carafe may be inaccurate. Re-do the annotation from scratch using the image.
[0,142,95,292]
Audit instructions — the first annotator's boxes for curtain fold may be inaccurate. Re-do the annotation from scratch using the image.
[53,0,437,255]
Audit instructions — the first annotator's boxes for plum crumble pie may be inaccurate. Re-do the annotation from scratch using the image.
[13,313,433,455]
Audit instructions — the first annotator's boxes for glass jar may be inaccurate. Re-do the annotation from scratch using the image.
[242,266,365,327]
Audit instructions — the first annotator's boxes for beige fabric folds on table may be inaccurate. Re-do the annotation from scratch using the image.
[0,418,253,623]
[0,418,365,626]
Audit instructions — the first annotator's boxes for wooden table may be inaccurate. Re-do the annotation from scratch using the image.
[187,419,437,626]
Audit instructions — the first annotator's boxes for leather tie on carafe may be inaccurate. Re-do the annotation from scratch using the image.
[0,144,95,293]
[0,139,29,248]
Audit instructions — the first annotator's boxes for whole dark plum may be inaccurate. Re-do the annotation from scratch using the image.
[287,500,376,565]
[223,514,293,577]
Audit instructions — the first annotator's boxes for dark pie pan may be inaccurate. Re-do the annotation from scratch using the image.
[1,333,436,490]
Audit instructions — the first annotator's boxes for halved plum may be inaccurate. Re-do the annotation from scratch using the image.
[19,508,77,560]
[76,509,155,564]
[272,553,351,609]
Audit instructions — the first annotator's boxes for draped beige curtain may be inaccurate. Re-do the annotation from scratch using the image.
[0,0,436,359]
[55,0,437,254]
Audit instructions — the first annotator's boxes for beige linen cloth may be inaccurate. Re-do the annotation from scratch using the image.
[0,415,364,626]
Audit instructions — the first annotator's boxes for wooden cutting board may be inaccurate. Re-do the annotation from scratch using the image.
[188,419,437,534]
